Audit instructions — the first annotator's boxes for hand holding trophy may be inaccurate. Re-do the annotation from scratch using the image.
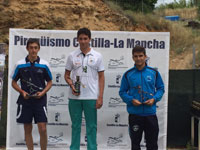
[74,76,81,94]
[71,76,81,96]
[22,78,43,99]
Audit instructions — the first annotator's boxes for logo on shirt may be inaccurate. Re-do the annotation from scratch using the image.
[23,69,28,72]
[146,76,152,81]
[75,62,81,66]
[132,125,140,132]
[37,69,43,73]
[83,66,87,73]
[89,59,93,63]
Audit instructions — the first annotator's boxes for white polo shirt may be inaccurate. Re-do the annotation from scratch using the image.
[65,48,104,100]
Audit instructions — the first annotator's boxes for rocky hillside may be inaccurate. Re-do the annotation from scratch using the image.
[0,0,148,44]
[0,0,197,69]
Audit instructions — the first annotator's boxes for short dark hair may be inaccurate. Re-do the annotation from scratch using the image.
[26,38,40,49]
[132,45,146,55]
[77,28,91,39]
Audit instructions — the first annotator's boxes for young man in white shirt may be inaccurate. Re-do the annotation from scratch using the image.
[65,28,105,150]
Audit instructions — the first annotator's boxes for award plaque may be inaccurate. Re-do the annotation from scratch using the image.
[21,78,43,98]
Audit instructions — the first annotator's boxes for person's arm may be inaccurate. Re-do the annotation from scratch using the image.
[153,72,165,102]
[64,70,73,87]
[12,80,29,99]
[119,74,138,105]
[96,71,105,109]
[35,62,53,99]
[144,71,165,106]
[64,70,79,96]
[36,80,52,98]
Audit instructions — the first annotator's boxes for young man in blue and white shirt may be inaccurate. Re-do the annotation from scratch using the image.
[12,38,52,150]
[65,28,105,150]
[119,46,164,150]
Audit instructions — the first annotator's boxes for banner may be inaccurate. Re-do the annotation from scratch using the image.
[0,43,6,121]
[7,29,169,150]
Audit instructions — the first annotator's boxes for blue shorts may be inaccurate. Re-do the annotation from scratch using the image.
[16,104,47,124]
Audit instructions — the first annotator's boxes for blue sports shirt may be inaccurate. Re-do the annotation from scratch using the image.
[119,65,165,116]
[12,56,52,105]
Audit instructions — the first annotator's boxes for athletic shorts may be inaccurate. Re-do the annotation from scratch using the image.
[16,104,47,124]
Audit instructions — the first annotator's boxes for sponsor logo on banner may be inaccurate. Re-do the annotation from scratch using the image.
[52,73,68,87]
[107,113,128,127]
[108,56,128,69]
[80,134,87,147]
[48,92,67,106]
[107,133,126,147]
[56,73,61,83]
[16,142,38,146]
[80,143,87,147]
[49,54,66,67]
[55,112,61,122]
[140,137,146,148]
[48,132,64,144]
[81,116,86,126]
[85,135,87,142]
[108,74,121,88]
[108,97,126,107]
[48,112,69,126]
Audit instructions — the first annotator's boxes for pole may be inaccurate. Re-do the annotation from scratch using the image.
[192,44,196,69]
[142,0,143,13]
[192,44,196,100]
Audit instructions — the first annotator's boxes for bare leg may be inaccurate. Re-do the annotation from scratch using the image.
[24,123,33,150]
[37,122,47,150]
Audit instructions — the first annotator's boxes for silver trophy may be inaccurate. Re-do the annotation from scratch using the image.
[21,78,43,97]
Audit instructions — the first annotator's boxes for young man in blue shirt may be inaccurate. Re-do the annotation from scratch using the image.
[12,38,52,150]
[119,46,165,150]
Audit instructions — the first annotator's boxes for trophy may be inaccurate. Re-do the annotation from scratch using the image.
[133,85,154,102]
[21,78,43,98]
[74,76,81,94]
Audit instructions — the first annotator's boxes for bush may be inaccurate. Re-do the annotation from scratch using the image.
[157,0,194,9]
[106,0,157,13]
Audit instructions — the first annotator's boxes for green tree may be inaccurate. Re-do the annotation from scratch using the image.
[111,0,158,13]
[157,0,194,9]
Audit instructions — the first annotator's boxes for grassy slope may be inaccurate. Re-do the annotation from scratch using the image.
[105,1,200,69]
[0,0,199,69]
